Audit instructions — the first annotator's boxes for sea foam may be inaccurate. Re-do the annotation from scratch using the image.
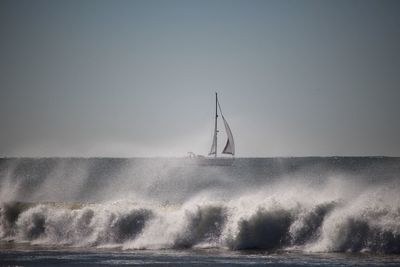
[1,157,400,253]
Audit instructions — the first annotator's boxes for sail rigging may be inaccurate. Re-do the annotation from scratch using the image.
[208,93,235,157]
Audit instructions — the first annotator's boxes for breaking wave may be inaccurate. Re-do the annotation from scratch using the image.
[1,157,400,253]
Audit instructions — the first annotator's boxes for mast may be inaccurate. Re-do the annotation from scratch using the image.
[214,92,218,158]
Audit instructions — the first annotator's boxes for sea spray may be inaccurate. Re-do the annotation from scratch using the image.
[1,157,400,253]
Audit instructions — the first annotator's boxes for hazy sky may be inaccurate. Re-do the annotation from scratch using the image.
[1,0,399,157]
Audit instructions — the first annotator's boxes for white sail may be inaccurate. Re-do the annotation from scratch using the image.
[209,131,217,155]
[221,116,235,155]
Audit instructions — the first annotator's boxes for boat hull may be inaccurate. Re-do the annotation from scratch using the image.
[184,157,234,166]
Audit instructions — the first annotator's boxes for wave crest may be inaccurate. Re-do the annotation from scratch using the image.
[1,158,400,253]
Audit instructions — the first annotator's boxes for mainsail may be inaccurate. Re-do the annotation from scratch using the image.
[209,131,217,155]
[208,93,235,157]
[221,116,235,155]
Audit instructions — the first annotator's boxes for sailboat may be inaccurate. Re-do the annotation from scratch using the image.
[208,92,235,158]
[187,93,235,166]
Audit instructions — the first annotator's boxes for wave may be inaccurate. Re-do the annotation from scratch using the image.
[1,157,400,253]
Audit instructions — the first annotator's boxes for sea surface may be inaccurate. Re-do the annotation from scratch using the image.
[1,157,400,266]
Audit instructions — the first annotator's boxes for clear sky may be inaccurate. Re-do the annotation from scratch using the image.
[0,0,399,157]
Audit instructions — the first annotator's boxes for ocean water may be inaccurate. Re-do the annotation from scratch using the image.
[1,157,400,266]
